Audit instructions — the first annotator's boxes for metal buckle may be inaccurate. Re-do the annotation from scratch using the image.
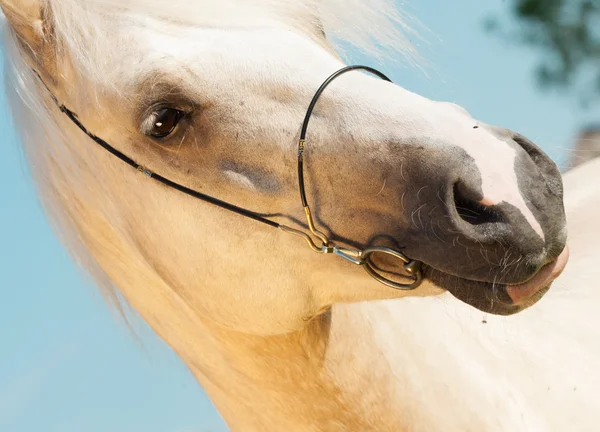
[333,246,422,290]
[361,247,423,290]
[280,204,423,290]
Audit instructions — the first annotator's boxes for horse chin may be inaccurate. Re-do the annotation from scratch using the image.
[448,279,549,316]
[422,246,569,316]
[424,267,548,316]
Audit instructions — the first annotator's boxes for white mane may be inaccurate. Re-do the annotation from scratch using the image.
[1,0,422,315]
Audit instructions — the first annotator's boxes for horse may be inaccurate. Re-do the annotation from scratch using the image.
[1,1,598,430]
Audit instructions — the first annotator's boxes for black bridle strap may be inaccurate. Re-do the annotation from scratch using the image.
[297,65,392,208]
[32,65,424,290]
[40,77,281,229]
[40,66,390,232]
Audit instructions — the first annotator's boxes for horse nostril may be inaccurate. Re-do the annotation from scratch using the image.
[452,183,504,226]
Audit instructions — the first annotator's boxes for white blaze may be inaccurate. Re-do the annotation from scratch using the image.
[469,134,545,241]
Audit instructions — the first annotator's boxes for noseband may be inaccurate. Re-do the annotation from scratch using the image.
[35,65,423,290]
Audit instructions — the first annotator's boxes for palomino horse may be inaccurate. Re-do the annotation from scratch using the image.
[1,0,598,430]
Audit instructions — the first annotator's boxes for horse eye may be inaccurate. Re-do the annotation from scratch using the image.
[149,108,184,138]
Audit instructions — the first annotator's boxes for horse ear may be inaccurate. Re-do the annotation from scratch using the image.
[1,0,53,59]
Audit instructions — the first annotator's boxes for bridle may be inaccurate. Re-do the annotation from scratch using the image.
[35,65,424,290]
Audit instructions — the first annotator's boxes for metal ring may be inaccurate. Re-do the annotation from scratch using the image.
[362,247,423,290]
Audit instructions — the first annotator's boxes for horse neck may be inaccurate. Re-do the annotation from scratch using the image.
[173,307,391,431]
[189,298,491,431]
[156,303,412,432]
[180,290,600,432]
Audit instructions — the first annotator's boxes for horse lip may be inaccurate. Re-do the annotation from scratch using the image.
[506,245,570,305]
[419,245,570,316]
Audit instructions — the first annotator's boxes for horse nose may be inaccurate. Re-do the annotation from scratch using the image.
[448,179,543,255]
[444,134,557,257]
[399,127,566,285]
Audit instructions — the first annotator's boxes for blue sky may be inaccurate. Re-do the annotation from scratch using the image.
[1,1,599,431]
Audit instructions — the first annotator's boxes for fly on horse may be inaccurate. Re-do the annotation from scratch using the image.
[1,1,599,430]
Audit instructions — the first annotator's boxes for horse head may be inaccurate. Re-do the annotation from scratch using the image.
[1,0,568,337]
